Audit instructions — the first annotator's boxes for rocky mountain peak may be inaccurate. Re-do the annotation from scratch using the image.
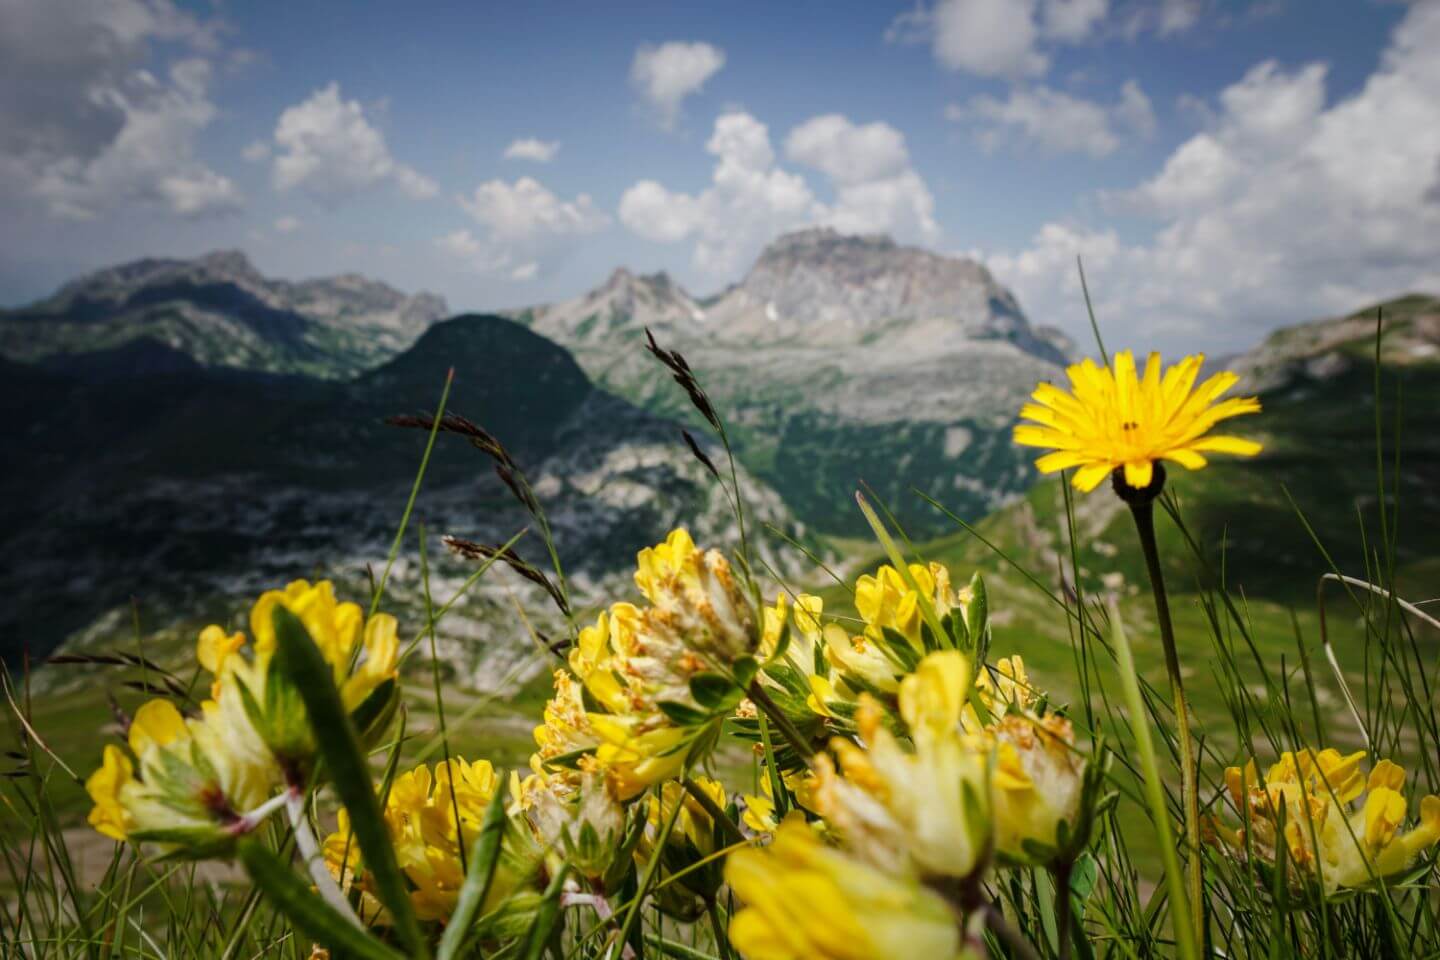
[194,249,264,281]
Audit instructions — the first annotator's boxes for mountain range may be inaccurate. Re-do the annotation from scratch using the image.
[0,250,449,378]
[515,228,1076,537]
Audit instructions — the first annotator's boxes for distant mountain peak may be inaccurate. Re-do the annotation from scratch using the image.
[1,251,450,379]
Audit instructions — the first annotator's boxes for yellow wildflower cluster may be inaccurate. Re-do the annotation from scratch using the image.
[1213,749,1440,892]
[526,529,755,811]
[1014,350,1262,492]
[813,649,1086,876]
[86,579,399,857]
[323,757,541,924]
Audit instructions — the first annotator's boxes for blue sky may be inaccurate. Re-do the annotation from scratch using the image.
[2,0,1437,352]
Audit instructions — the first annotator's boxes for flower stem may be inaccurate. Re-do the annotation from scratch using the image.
[1122,475,1204,944]
[1054,860,1074,960]
[705,896,732,960]
[746,681,813,760]
[285,791,364,929]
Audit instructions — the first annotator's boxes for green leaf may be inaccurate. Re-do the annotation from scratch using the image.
[437,784,510,960]
[965,573,988,656]
[540,746,596,772]
[658,700,712,727]
[351,677,400,744]
[271,605,428,959]
[732,655,760,690]
[877,627,922,672]
[238,838,405,960]
[689,672,741,711]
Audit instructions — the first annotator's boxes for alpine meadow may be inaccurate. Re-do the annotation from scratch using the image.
[3,2,1440,959]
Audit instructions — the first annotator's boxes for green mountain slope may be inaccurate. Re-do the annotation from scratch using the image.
[0,315,805,676]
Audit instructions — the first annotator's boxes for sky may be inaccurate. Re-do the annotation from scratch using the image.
[1,0,1438,353]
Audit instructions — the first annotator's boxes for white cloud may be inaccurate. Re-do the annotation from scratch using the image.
[438,177,608,279]
[620,110,940,273]
[932,0,1047,78]
[273,215,302,233]
[630,41,726,129]
[618,180,703,243]
[785,115,910,185]
[242,139,270,163]
[458,177,607,242]
[890,0,1208,77]
[951,80,1155,157]
[270,83,438,204]
[28,58,241,219]
[987,4,1440,353]
[785,115,939,239]
[503,138,560,162]
[0,3,240,220]
[887,0,1120,78]
[1042,0,1109,42]
[1116,79,1157,138]
[619,111,818,275]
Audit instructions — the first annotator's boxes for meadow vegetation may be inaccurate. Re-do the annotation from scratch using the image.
[2,316,1438,959]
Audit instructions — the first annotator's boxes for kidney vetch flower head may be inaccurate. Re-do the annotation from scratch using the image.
[324,756,543,926]
[634,527,757,662]
[200,579,401,783]
[724,816,975,960]
[1213,748,1440,893]
[1014,350,1261,494]
[85,699,275,857]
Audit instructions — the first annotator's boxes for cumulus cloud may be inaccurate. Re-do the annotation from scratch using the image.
[273,215,301,233]
[0,1,240,219]
[620,111,940,274]
[619,111,818,275]
[242,139,270,162]
[785,115,939,239]
[458,177,607,242]
[269,83,438,204]
[630,41,726,129]
[886,0,1121,78]
[986,4,1440,353]
[437,177,608,279]
[949,79,1155,157]
[503,138,560,162]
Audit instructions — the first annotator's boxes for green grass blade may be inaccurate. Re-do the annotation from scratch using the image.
[237,838,405,960]
[436,783,511,960]
[1109,600,1197,960]
[271,605,429,958]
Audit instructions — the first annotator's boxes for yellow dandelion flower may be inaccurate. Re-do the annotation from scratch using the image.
[1014,350,1262,492]
[1216,748,1440,892]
